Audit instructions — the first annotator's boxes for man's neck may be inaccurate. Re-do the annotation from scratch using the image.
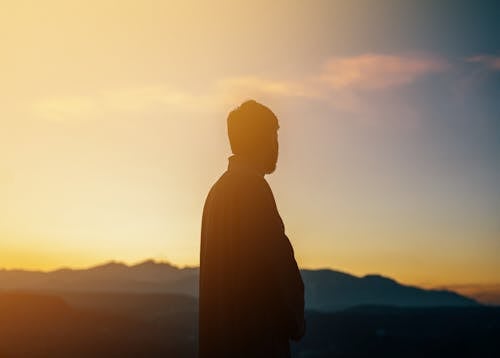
[228,155,265,177]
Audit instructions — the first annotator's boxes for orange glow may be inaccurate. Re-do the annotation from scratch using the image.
[1,0,498,288]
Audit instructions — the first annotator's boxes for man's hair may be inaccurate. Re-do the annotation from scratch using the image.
[227,100,279,155]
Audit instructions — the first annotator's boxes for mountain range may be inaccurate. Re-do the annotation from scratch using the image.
[2,290,498,358]
[0,260,482,311]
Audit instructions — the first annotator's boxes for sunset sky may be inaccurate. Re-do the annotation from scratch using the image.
[1,0,499,286]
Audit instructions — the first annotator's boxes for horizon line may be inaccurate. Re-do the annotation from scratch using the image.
[1,258,498,288]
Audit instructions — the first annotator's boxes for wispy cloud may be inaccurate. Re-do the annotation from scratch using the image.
[220,54,449,96]
[32,53,451,122]
[33,86,216,122]
[466,55,500,71]
[213,54,450,113]
[217,77,317,98]
[33,96,96,122]
[318,54,449,90]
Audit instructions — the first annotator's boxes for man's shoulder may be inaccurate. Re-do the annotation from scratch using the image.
[207,171,272,202]
[216,170,269,189]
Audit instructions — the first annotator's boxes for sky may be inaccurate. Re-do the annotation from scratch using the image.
[1,0,499,286]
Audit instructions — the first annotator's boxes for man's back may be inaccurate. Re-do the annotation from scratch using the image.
[199,155,304,358]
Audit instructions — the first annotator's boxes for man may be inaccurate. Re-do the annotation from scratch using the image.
[199,100,305,357]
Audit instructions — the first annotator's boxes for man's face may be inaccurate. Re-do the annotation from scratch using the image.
[263,129,279,174]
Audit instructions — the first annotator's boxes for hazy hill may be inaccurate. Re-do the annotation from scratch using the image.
[292,305,500,357]
[0,260,199,296]
[301,269,479,311]
[436,283,500,306]
[0,292,197,357]
[0,260,480,311]
[0,291,498,358]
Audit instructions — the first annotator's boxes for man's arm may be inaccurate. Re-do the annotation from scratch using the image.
[246,179,305,340]
[270,230,306,341]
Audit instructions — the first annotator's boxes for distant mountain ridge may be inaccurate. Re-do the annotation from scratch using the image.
[0,260,480,311]
[301,269,478,311]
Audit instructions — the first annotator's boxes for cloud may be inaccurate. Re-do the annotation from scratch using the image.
[217,54,449,100]
[33,86,217,122]
[99,86,216,112]
[318,54,449,90]
[217,76,319,99]
[214,54,450,114]
[32,53,451,122]
[466,55,500,71]
[33,96,96,122]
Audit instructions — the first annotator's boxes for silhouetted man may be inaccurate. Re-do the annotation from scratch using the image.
[199,100,305,357]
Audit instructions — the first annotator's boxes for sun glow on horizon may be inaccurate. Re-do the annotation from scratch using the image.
[1,0,499,287]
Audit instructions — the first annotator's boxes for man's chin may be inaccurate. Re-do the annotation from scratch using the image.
[264,162,277,175]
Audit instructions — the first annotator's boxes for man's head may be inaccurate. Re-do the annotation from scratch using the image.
[227,100,279,174]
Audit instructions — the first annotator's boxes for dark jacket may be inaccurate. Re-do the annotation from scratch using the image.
[199,155,305,358]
